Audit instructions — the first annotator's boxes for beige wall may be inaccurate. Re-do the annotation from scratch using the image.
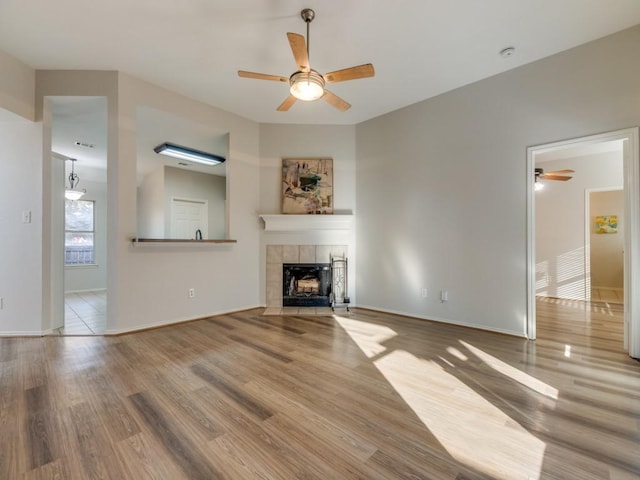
[590,190,624,289]
[258,123,357,306]
[33,70,261,334]
[356,26,640,336]
[0,49,35,120]
[0,115,42,333]
[3,25,640,335]
[114,73,261,332]
[137,165,165,238]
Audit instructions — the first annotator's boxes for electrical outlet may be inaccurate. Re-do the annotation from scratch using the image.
[188,288,195,299]
[421,287,428,298]
[440,290,448,302]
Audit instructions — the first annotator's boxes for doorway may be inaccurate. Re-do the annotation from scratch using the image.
[50,96,108,335]
[526,128,640,359]
[171,198,208,239]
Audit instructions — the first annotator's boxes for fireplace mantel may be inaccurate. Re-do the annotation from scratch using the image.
[259,214,353,232]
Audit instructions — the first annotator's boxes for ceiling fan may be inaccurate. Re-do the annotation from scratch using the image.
[238,8,375,112]
[534,167,574,190]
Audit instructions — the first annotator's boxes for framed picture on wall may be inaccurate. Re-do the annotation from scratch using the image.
[595,215,618,234]
[282,158,333,214]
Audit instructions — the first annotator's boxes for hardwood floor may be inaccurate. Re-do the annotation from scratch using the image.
[1,301,639,479]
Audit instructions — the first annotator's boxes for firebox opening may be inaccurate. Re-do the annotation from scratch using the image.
[283,263,331,307]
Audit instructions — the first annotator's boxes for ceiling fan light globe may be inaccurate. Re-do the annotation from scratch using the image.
[289,70,325,101]
[65,189,85,200]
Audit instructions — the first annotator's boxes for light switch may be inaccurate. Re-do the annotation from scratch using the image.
[21,210,31,224]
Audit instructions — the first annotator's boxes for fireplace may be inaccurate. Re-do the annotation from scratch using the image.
[265,245,347,310]
[283,263,331,307]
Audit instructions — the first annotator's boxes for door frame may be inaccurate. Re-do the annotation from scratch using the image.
[526,128,640,358]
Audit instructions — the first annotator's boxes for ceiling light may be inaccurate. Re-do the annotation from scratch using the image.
[154,143,225,166]
[289,70,325,101]
[65,158,86,200]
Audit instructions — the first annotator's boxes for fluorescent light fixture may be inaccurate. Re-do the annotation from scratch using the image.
[154,142,225,166]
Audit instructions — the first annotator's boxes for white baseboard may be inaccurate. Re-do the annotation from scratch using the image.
[103,304,261,335]
[355,304,526,338]
[64,288,107,294]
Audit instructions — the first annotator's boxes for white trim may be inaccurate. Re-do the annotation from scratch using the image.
[64,288,107,294]
[526,128,640,359]
[526,144,536,339]
[0,331,52,336]
[101,305,258,335]
[623,130,640,356]
[260,214,354,231]
[355,305,527,338]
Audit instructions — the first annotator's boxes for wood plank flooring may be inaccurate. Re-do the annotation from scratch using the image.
[1,301,638,479]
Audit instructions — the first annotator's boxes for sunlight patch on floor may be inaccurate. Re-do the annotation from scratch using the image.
[333,315,397,358]
[459,341,558,400]
[335,315,548,479]
[374,349,546,480]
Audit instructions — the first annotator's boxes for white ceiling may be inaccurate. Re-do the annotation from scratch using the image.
[51,96,108,181]
[1,1,640,125]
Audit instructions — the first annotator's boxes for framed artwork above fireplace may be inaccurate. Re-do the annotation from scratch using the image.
[282,158,333,214]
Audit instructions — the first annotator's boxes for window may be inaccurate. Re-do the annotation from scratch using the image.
[65,199,95,265]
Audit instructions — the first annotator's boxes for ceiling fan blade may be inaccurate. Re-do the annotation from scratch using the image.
[238,71,289,82]
[277,95,297,112]
[287,33,310,72]
[324,64,375,83]
[545,169,575,175]
[543,175,572,181]
[322,90,351,111]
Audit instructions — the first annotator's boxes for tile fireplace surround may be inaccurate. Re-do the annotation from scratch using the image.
[266,244,347,309]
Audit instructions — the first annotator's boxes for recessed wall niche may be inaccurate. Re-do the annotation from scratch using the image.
[135,106,229,240]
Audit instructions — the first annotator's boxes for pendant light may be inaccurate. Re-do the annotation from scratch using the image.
[65,158,86,200]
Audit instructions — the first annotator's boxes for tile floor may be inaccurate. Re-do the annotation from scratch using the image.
[57,290,107,335]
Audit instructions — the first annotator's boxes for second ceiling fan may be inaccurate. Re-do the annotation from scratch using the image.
[238,8,375,112]
[535,168,574,190]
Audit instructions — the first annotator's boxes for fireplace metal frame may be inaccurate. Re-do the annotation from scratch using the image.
[282,263,331,307]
